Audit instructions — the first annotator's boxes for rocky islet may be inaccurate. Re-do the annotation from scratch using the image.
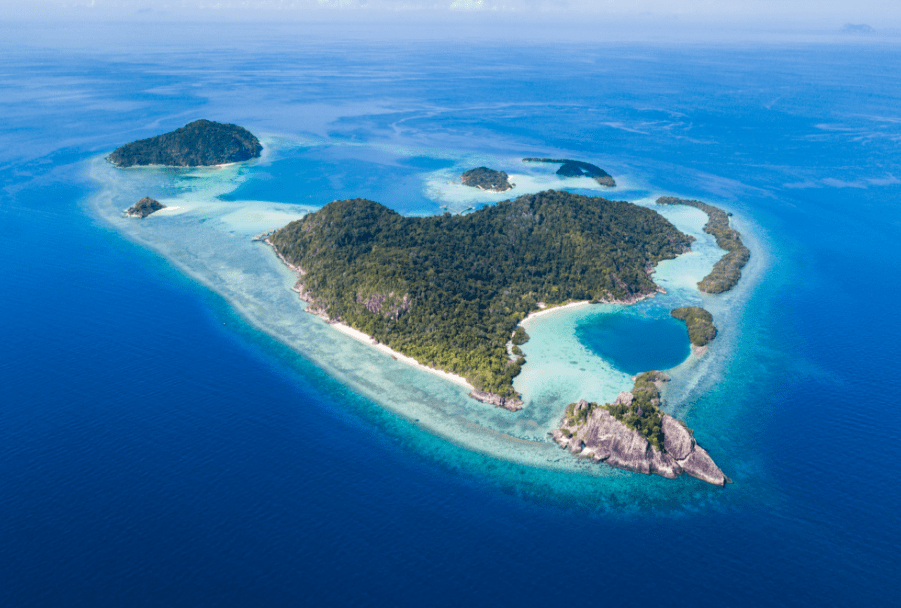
[125,197,165,218]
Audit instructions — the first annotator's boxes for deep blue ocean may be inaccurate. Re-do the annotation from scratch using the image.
[2,21,900,606]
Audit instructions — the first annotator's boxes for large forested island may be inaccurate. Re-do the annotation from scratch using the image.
[269,190,693,402]
[108,119,262,168]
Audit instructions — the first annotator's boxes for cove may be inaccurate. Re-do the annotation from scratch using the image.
[575,313,690,375]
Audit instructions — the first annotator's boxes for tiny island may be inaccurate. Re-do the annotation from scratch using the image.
[523,158,616,187]
[657,197,750,293]
[108,119,262,168]
[671,306,717,347]
[461,167,513,192]
[552,372,728,485]
[125,197,165,218]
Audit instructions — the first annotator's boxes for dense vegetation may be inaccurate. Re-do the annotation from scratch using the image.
[125,197,164,218]
[511,327,529,346]
[270,190,692,397]
[461,167,512,192]
[562,371,667,451]
[109,119,262,168]
[657,197,750,293]
[523,158,616,187]
[671,306,717,347]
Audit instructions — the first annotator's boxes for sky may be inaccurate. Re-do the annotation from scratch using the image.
[1,0,898,31]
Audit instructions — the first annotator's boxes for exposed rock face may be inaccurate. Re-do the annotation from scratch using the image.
[678,445,725,486]
[125,197,165,218]
[661,414,693,459]
[109,119,262,168]
[552,393,728,486]
[469,390,524,412]
[356,291,413,320]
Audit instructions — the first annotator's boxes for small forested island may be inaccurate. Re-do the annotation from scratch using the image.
[108,119,262,168]
[671,306,717,347]
[269,190,693,404]
[125,197,165,218]
[657,197,750,293]
[523,158,616,187]
[461,167,513,192]
[552,371,727,485]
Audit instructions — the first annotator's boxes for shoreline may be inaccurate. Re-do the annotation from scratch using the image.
[266,233,672,401]
[108,160,242,170]
[264,238,474,391]
[520,289,663,324]
[329,322,474,390]
[521,300,591,322]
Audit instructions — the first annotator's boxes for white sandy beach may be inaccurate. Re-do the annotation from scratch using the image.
[330,322,474,390]
[521,300,591,323]
[266,237,476,391]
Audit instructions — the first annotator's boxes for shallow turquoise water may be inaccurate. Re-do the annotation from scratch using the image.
[1,21,899,607]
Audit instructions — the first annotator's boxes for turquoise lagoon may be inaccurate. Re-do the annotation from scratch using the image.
[89,135,748,471]
[4,24,898,605]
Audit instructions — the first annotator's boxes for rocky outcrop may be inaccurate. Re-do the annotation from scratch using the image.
[661,414,692,459]
[469,390,524,412]
[109,119,262,168]
[552,389,728,486]
[125,197,165,218]
[356,291,413,320]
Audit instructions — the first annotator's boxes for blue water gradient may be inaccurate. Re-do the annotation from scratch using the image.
[577,313,691,375]
[1,22,900,606]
